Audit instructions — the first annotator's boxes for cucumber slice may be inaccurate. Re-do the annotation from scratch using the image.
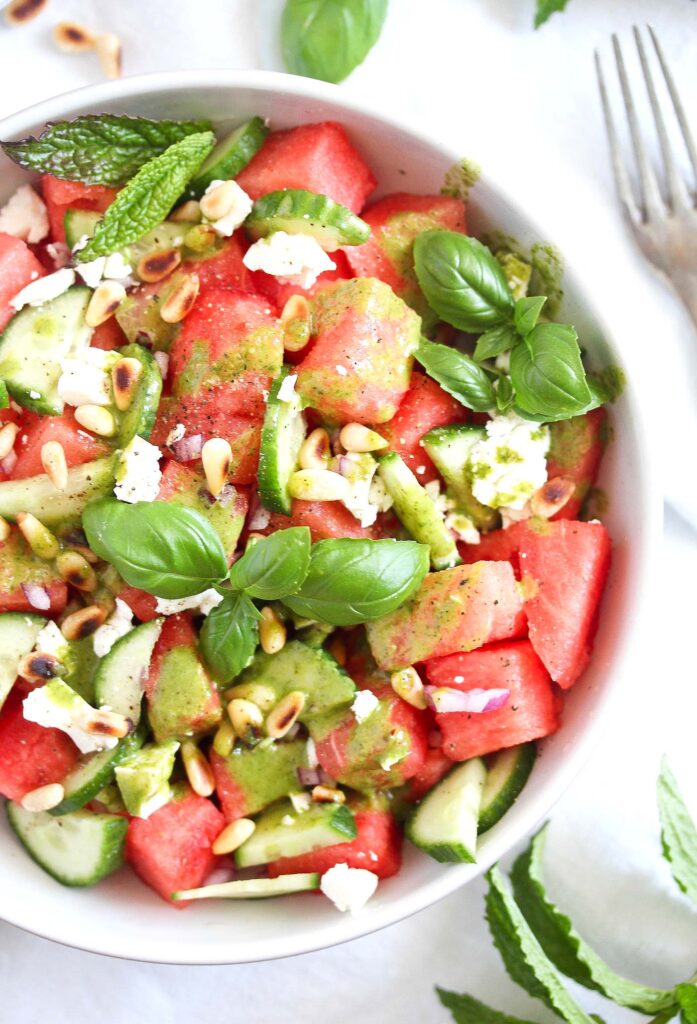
[0,612,44,710]
[0,380,8,408]
[406,757,486,863]
[235,798,357,868]
[478,743,536,834]
[172,872,320,901]
[6,802,128,886]
[0,286,92,415]
[115,738,179,818]
[422,426,499,531]
[0,455,115,527]
[62,635,99,703]
[63,209,101,249]
[65,210,195,263]
[236,640,355,721]
[258,368,306,515]
[185,116,268,200]
[94,619,163,724]
[378,451,460,570]
[115,343,163,445]
[49,722,146,816]
[246,189,370,251]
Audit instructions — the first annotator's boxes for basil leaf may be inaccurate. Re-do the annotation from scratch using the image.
[657,757,697,907]
[514,296,546,337]
[437,988,540,1024]
[485,867,597,1024]
[474,324,520,363]
[413,230,515,332]
[281,0,388,84]
[83,497,227,598]
[675,984,697,1023]
[509,323,591,420]
[535,0,572,28]
[76,131,215,261]
[282,538,429,626]
[1,115,213,187]
[228,527,311,600]
[496,375,515,413]
[416,338,496,412]
[510,826,675,1014]
[200,591,260,684]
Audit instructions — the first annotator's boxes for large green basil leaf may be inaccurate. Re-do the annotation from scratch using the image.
[199,591,260,684]
[281,0,388,84]
[416,338,496,412]
[228,527,311,601]
[509,323,591,420]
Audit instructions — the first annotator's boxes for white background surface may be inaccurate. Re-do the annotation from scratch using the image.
[0,1,696,1021]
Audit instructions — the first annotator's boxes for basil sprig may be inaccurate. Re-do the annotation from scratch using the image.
[281,0,388,84]
[199,592,261,684]
[1,114,213,187]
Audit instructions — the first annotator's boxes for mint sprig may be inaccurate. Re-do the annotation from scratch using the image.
[437,989,539,1023]
[658,756,697,907]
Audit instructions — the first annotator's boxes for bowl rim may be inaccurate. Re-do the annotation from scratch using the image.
[0,68,661,965]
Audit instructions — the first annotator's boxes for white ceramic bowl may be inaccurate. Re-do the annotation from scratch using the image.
[0,70,659,964]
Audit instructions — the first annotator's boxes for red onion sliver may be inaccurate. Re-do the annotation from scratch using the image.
[1,449,18,475]
[424,686,510,714]
[22,583,51,611]
[297,767,322,787]
[172,433,203,462]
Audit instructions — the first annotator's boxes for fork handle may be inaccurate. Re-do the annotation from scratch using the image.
[671,272,697,332]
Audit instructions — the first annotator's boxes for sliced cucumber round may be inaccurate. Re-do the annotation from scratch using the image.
[245,189,371,251]
[478,743,536,834]
[0,455,115,527]
[49,722,146,816]
[64,209,101,250]
[258,368,307,515]
[115,343,163,445]
[7,802,128,887]
[422,425,499,532]
[185,116,268,199]
[94,618,163,724]
[0,612,44,711]
[406,757,486,864]
[172,872,320,902]
[235,799,357,868]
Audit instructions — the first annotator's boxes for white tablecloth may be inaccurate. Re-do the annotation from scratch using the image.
[0,1,695,1020]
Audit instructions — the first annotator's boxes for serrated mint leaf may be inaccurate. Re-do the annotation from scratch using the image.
[514,296,546,337]
[675,984,697,1023]
[281,0,388,84]
[76,131,215,261]
[535,0,572,28]
[1,115,213,186]
[200,591,260,683]
[474,324,520,363]
[510,825,675,1014]
[658,757,697,907]
[437,988,541,1023]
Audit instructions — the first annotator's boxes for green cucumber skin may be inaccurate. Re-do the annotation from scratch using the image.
[406,758,486,865]
[258,368,306,515]
[0,456,115,527]
[0,612,44,711]
[49,723,146,817]
[478,743,536,834]
[235,800,357,869]
[172,872,321,901]
[93,619,163,723]
[186,116,269,199]
[116,343,163,445]
[422,425,499,532]
[245,188,370,250]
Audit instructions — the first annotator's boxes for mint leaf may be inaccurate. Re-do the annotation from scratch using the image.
[675,984,697,1023]
[281,0,388,84]
[437,988,541,1023]
[534,0,572,28]
[485,867,597,1023]
[416,338,496,412]
[658,757,697,906]
[510,825,676,1014]
[200,591,260,683]
[228,527,311,600]
[76,131,215,261]
[2,115,212,186]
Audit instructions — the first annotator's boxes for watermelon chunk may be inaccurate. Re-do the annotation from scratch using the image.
[157,459,248,561]
[519,519,611,688]
[547,408,608,519]
[0,685,79,800]
[426,640,561,761]
[366,561,526,671]
[90,317,129,351]
[459,520,532,575]
[211,740,308,822]
[401,747,454,802]
[115,585,159,623]
[42,175,117,244]
[236,122,376,213]
[0,532,67,614]
[380,371,465,482]
[126,785,224,906]
[262,499,379,542]
[0,233,45,331]
[250,250,352,313]
[10,410,109,479]
[184,234,253,292]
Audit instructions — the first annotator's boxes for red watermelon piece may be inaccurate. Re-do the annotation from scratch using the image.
[184,234,253,292]
[10,410,108,479]
[0,233,45,331]
[90,317,128,351]
[157,459,248,561]
[459,520,532,576]
[42,175,117,244]
[547,408,608,520]
[262,499,379,542]
[115,585,159,623]
[380,371,465,483]
[0,685,79,800]
[402,747,454,802]
[250,249,352,313]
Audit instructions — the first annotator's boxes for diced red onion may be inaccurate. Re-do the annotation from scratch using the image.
[172,433,203,462]
[428,729,443,748]
[204,866,236,886]
[297,766,323,787]
[424,686,510,714]
[1,449,17,475]
[154,351,169,378]
[22,583,51,611]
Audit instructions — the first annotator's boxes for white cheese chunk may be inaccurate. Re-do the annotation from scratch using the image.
[320,863,379,914]
[351,688,380,724]
[155,588,223,617]
[92,598,134,658]
[469,412,550,511]
[57,356,112,407]
[243,231,335,289]
[340,452,381,528]
[113,435,162,504]
[76,256,107,289]
[277,373,298,404]
[23,683,118,754]
[0,185,49,244]
[33,620,67,660]
[10,267,76,310]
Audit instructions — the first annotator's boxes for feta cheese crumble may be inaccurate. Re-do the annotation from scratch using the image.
[92,598,134,658]
[277,373,298,404]
[57,348,114,407]
[201,178,253,236]
[320,863,379,914]
[10,267,76,310]
[248,505,271,531]
[76,251,134,289]
[23,682,118,754]
[33,620,67,660]
[351,688,380,724]
[113,436,162,504]
[243,231,335,289]
[0,185,49,243]
[340,453,381,528]
[155,588,223,617]
[468,412,550,511]
[165,422,186,446]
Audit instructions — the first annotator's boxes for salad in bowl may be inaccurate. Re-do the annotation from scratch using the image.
[0,103,615,919]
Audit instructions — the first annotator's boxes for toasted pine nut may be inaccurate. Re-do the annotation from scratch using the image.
[56,550,98,592]
[85,280,126,327]
[288,468,348,502]
[327,636,347,667]
[390,666,427,710]
[339,423,388,453]
[199,180,238,221]
[299,428,330,470]
[201,437,231,497]
[16,511,59,560]
[281,294,311,325]
[95,31,122,79]
[20,783,64,813]
[212,817,255,855]
[181,740,215,797]
[281,294,313,352]
[530,476,576,519]
[170,200,201,223]
[212,718,236,758]
[53,20,95,51]
[0,516,10,542]
[228,698,264,737]
[311,785,346,804]
[61,604,108,641]
[74,404,116,437]
[0,422,18,460]
[223,682,277,712]
[111,357,143,412]
[265,690,306,739]
[77,707,131,739]
[183,224,216,252]
[4,0,47,25]
[18,652,66,685]
[40,440,68,490]
[160,272,199,323]
[259,606,287,656]
[136,247,181,284]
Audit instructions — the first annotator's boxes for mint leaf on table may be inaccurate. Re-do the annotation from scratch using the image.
[485,867,598,1023]
[281,0,388,84]
[76,131,215,261]
[437,988,541,1023]
[416,338,496,412]
[675,984,697,1023]
[200,591,260,684]
[1,115,213,186]
[228,527,311,601]
[510,825,676,1014]
[534,0,572,29]
[657,757,697,907]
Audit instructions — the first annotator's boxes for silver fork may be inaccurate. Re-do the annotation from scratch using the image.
[596,26,697,329]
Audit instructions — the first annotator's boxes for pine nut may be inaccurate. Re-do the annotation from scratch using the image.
[0,516,10,542]
[281,294,311,325]
[53,20,95,52]
[95,31,122,79]
[40,440,68,490]
[212,718,236,758]
[170,200,201,223]
[199,180,238,221]
[227,698,264,737]
[311,785,345,804]
[390,666,427,710]
[16,511,59,560]
[20,783,64,813]
[160,272,199,323]
[111,357,143,412]
[183,224,216,252]
[288,468,348,502]
[223,682,277,712]
[530,476,576,519]
[74,404,116,437]
[339,423,388,453]
[0,422,18,460]
[85,280,126,327]
[212,817,255,855]
[4,0,47,26]
[61,604,108,641]
[299,428,331,470]
[181,740,215,797]
[56,550,97,592]
[136,247,181,284]
[76,707,131,739]
[281,294,313,352]
[265,690,306,739]
[259,606,287,655]
[18,651,66,685]
[201,437,232,497]
[327,636,347,667]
